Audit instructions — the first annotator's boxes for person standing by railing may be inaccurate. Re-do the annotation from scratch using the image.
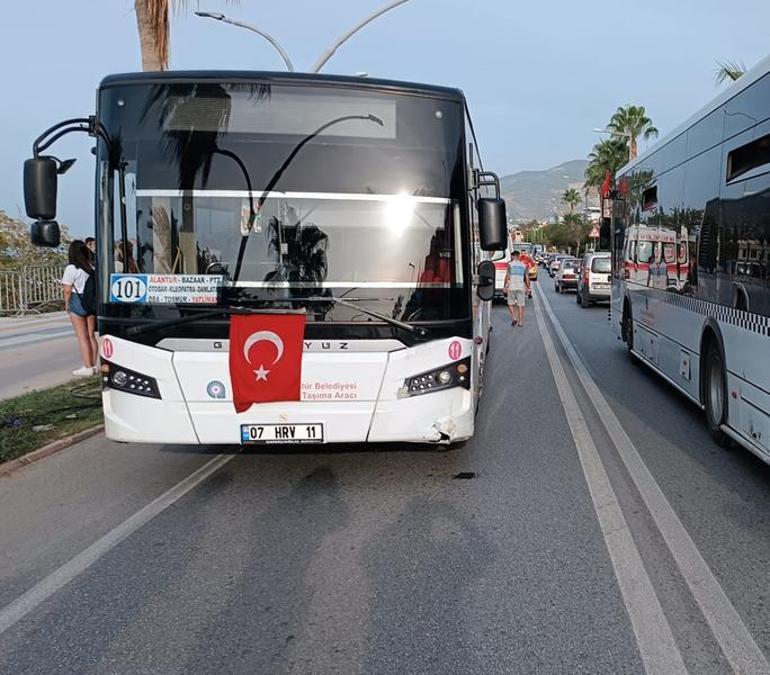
[61,240,98,377]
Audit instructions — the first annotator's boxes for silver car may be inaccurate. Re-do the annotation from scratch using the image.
[577,252,612,306]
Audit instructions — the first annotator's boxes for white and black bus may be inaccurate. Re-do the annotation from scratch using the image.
[611,55,770,463]
[24,71,507,446]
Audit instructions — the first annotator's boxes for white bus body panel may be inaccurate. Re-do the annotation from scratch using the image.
[614,285,770,460]
[102,336,476,445]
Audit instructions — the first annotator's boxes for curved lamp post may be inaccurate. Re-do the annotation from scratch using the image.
[194,11,295,72]
[311,0,413,73]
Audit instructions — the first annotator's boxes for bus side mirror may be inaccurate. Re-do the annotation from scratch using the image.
[477,260,495,301]
[24,157,59,221]
[31,220,61,248]
[478,198,507,251]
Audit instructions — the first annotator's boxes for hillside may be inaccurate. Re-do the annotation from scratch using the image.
[499,159,595,222]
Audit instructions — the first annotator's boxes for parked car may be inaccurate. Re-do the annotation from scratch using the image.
[554,258,579,293]
[577,251,612,306]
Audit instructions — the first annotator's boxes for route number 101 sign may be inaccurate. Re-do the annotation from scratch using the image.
[109,274,223,304]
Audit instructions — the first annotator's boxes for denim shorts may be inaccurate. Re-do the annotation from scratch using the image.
[68,293,89,317]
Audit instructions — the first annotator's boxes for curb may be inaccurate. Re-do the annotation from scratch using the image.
[0,425,104,478]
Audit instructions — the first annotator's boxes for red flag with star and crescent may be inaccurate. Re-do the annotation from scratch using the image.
[229,314,306,413]
[601,170,612,199]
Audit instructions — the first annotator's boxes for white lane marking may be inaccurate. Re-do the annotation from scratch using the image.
[532,291,687,674]
[0,453,236,636]
[0,315,68,332]
[0,329,72,349]
[537,287,770,675]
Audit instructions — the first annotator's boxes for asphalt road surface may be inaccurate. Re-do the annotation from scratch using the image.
[0,312,81,399]
[1,281,769,674]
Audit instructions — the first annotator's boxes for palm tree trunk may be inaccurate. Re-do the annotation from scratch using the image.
[135,0,169,71]
[629,137,638,161]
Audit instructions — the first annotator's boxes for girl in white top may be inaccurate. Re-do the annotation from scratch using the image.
[62,240,98,377]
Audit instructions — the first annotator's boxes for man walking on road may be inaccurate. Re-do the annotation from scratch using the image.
[504,250,530,327]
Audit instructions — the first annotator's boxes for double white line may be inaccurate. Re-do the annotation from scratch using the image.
[533,287,769,675]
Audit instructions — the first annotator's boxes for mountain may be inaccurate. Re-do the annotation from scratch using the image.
[499,159,594,222]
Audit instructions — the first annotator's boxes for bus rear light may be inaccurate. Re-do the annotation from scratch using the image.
[101,361,161,399]
[401,357,471,397]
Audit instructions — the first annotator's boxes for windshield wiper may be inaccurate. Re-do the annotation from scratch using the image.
[297,296,429,338]
[124,297,428,338]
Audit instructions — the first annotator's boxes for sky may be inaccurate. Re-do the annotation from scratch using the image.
[1,0,769,236]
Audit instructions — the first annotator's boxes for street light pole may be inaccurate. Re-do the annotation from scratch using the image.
[195,11,295,72]
[311,0,413,73]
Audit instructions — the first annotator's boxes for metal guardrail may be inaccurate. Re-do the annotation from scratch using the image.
[0,264,65,315]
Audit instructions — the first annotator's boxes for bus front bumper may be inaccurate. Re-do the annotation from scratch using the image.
[103,386,474,446]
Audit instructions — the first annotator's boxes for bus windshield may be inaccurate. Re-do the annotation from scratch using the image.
[97,80,468,322]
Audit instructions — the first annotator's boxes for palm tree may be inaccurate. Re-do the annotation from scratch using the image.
[584,138,629,192]
[715,60,746,85]
[134,0,171,71]
[607,105,658,161]
[562,188,581,213]
[134,0,236,71]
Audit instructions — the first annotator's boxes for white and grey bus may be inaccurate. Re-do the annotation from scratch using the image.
[611,55,770,463]
[23,71,507,446]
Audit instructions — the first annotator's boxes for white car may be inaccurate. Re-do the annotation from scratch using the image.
[577,252,612,306]
[553,258,579,293]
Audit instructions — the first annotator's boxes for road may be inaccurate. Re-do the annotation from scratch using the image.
[0,281,769,674]
[0,312,81,399]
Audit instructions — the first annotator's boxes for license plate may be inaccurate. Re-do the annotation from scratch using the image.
[592,283,610,290]
[240,423,325,444]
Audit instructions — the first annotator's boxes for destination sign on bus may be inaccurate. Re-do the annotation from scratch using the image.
[110,274,224,304]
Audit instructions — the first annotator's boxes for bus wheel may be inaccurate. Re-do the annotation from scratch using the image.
[622,305,638,365]
[704,340,731,447]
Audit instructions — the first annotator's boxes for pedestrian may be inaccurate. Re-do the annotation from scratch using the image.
[503,249,530,327]
[62,240,98,377]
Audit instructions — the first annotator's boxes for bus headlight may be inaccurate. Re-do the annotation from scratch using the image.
[101,361,161,399]
[401,357,471,397]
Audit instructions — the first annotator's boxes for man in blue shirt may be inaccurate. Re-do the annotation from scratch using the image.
[503,250,530,327]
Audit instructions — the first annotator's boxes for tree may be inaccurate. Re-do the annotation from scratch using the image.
[715,60,746,85]
[584,138,629,192]
[134,0,171,71]
[134,1,236,71]
[0,211,70,268]
[607,105,658,160]
[562,188,581,213]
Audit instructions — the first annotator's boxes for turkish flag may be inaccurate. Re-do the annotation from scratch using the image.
[228,313,306,413]
[601,170,612,199]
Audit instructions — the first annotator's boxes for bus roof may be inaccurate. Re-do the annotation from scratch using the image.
[617,53,770,177]
[99,70,466,102]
